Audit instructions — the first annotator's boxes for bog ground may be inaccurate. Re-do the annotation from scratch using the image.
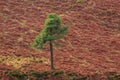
[0,0,120,80]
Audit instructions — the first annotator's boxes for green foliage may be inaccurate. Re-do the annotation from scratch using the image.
[7,70,88,80]
[8,70,27,80]
[51,70,64,76]
[6,70,120,80]
[67,73,87,80]
[108,74,120,80]
[29,71,50,78]
[32,13,68,49]
[29,70,64,78]
[67,72,78,77]
[67,72,78,80]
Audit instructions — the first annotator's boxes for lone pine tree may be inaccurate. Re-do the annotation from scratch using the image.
[32,13,68,69]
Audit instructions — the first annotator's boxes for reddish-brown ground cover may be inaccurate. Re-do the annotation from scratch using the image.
[0,0,120,79]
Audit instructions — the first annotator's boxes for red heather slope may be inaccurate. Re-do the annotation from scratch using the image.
[0,0,120,75]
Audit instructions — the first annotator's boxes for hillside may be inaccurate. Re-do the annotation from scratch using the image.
[0,0,120,79]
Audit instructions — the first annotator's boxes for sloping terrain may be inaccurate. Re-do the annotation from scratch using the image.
[0,0,120,79]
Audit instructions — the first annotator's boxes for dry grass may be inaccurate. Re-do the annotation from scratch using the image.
[0,55,48,68]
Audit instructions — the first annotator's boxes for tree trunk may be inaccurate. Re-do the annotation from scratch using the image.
[50,41,54,70]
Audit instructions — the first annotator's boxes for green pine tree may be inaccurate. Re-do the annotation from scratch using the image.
[32,13,68,69]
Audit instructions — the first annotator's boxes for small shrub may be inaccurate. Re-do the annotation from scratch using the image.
[67,73,87,80]
[51,70,64,76]
[67,72,78,77]
[8,70,26,80]
[29,71,50,78]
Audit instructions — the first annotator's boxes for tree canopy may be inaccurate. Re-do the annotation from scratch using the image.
[32,13,68,49]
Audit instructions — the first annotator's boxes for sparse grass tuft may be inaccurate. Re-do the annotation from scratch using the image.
[29,29,36,33]
[0,12,3,16]
[17,37,24,42]
[76,0,84,3]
